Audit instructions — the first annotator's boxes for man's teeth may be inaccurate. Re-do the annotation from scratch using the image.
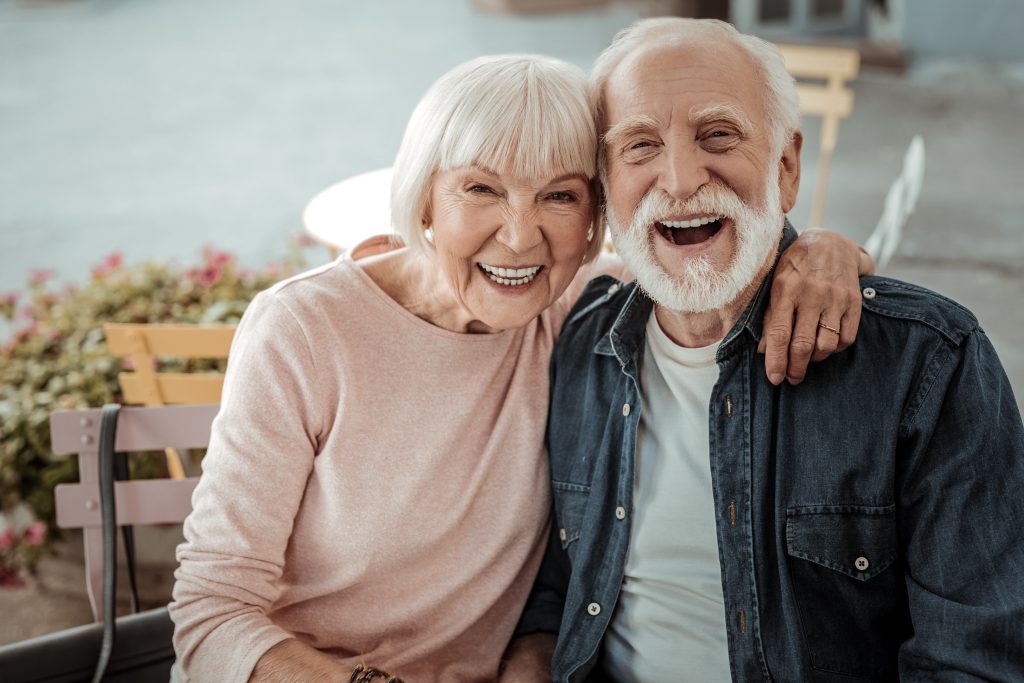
[660,215,719,229]
[479,263,542,286]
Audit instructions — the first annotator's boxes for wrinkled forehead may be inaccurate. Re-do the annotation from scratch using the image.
[603,36,765,130]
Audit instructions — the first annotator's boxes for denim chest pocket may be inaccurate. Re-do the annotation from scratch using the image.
[552,480,590,551]
[785,505,910,680]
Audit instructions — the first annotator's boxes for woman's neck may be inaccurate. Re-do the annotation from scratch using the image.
[358,248,498,334]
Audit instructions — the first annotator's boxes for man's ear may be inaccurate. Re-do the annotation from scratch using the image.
[778,131,802,214]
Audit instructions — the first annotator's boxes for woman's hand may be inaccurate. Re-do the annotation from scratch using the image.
[761,228,874,385]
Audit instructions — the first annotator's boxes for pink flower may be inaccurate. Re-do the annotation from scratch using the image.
[0,292,16,307]
[23,521,46,546]
[28,268,55,285]
[297,233,318,247]
[15,323,39,341]
[0,529,14,550]
[190,265,224,288]
[91,252,124,279]
[209,251,234,268]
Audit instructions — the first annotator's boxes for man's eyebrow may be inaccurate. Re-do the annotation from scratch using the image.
[602,114,661,151]
[688,103,753,133]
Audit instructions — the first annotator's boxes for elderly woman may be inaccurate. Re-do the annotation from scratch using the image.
[170,54,869,682]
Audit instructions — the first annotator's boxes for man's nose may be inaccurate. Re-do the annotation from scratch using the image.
[658,144,711,201]
[495,207,544,253]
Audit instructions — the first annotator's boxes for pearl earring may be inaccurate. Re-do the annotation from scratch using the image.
[586,226,594,243]
[424,227,434,244]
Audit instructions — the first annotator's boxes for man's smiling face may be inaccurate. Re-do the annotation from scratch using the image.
[602,34,801,312]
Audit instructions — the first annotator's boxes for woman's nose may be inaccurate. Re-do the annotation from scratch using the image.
[495,208,544,253]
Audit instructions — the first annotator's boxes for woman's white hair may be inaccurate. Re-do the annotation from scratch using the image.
[591,18,800,175]
[391,54,602,260]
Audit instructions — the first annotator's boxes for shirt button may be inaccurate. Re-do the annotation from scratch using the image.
[622,403,631,417]
[587,602,601,616]
[615,506,626,520]
[607,282,620,294]
[558,528,567,541]
[862,287,876,300]
[854,556,870,571]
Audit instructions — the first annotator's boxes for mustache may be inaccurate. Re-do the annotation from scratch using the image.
[630,183,748,230]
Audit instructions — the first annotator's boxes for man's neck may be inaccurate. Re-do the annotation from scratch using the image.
[654,258,774,349]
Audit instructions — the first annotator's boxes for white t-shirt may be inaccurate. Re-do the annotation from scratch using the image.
[603,310,731,683]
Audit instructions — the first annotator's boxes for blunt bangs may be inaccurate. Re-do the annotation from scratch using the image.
[438,59,596,182]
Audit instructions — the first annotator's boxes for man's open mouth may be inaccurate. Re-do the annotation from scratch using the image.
[655,215,724,246]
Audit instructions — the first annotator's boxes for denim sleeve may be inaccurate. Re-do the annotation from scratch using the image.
[897,329,1024,680]
[515,509,571,637]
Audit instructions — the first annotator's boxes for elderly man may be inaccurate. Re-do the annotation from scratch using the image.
[506,17,1024,683]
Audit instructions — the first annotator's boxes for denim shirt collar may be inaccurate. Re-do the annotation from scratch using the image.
[595,220,799,365]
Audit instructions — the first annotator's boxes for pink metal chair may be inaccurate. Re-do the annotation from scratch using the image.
[52,403,218,622]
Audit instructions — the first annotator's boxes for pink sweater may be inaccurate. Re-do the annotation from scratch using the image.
[170,254,616,682]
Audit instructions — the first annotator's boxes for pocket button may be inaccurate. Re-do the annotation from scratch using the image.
[559,528,567,541]
[854,556,870,571]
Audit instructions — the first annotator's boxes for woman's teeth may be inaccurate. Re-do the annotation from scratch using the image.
[478,263,542,286]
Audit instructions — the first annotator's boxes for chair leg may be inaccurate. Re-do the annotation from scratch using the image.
[164,447,187,479]
[83,526,105,622]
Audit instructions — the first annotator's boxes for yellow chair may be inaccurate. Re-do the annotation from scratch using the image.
[103,323,235,478]
[777,44,860,228]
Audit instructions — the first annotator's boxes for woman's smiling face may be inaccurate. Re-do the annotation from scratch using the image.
[427,165,595,333]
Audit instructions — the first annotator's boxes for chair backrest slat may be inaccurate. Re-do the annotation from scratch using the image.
[51,404,219,454]
[51,404,216,622]
[118,373,225,405]
[103,323,235,406]
[104,323,235,358]
[56,478,199,529]
[777,43,860,228]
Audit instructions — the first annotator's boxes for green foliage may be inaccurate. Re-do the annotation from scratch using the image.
[0,240,316,578]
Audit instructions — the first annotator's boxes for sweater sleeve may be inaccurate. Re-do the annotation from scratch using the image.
[169,290,325,682]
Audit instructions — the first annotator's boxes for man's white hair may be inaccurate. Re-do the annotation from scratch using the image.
[391,54,602,260]
[591,17,800,175]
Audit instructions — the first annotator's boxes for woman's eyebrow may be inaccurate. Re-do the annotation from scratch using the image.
[602,114,661,151]
[688,103,754,134]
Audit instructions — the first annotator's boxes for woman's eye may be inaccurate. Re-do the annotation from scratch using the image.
[468,184,494,194]
[629,140,651,150]
[547,191,575,202]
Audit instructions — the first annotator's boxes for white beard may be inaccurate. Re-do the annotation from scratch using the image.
[607,170,783,313]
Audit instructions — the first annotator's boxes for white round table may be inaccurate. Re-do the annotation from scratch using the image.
[303,167,395,256]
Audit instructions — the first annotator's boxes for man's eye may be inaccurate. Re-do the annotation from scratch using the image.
[709,130,732,138]
[629,140,652,150]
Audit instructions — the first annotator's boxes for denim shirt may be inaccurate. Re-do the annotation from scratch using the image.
[518,226,1024,682]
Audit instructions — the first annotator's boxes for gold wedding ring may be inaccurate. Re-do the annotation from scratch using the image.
[817,321,841,335]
